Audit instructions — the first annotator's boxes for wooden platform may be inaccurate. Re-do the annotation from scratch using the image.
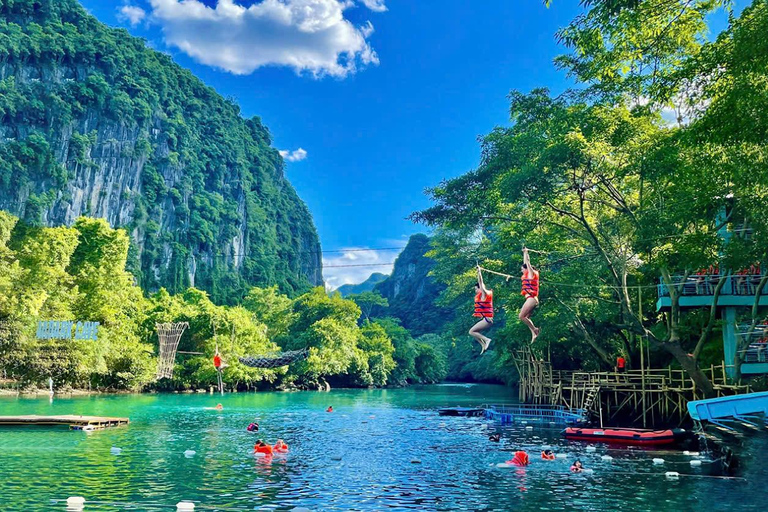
[0,415,129,430]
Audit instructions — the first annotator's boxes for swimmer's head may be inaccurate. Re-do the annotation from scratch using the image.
[573,459,582,468]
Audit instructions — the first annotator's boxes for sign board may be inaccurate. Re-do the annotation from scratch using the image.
[36,321,99,341]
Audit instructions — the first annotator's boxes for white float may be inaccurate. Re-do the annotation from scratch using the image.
[66,497,86,506]
[600,455,613,461]
[110,447,122,455]
[184,450,196,458]
[653,458,665,464]
[586,446,596,452]
[665,471,680,479]
[690,460,702,467]
[176,502,195,511]
[525,426,533,431]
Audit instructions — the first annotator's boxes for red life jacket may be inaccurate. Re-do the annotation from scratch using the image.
[521,271,539,298]
[508,451,529,466]
[474,290,494,318]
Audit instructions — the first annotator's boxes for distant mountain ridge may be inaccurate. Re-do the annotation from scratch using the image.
[337,272,388,297]
[373,234,452,336]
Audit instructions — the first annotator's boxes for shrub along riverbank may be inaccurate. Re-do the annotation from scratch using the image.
[0,211,448,392]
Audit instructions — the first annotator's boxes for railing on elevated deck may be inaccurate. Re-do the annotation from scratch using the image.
[558,366,736,390]
[657,274,767,298]
[738,323,768,363]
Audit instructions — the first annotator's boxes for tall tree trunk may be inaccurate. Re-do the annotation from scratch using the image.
[664,340,716,397]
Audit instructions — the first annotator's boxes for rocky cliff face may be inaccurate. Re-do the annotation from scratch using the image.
[0,0,322,302]
[374,234,452,336]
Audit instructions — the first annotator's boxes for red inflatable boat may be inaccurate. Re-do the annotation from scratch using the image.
[563,427,688,446]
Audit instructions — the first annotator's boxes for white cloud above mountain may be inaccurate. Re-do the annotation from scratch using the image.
[147,0,380,77]
[118,5,147,26]
[323,248,399,290]
[279,148,308,162]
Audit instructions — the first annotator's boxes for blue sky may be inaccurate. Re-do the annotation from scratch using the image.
[80,0,739,289]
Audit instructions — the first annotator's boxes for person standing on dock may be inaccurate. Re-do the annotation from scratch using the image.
[469,266,494,354]
[520,247,540,342]
[616,355,626,373]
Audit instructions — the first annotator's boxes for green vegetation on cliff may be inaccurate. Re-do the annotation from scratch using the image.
[0,212,442,391]
[0,0,322,304]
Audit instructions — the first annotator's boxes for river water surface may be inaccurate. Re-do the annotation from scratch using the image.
[0,384,766,511]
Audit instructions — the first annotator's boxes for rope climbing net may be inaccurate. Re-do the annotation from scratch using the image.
[239,348,310,369]
[156,322,189,380]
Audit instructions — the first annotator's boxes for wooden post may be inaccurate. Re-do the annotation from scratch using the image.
[639,288,647,428]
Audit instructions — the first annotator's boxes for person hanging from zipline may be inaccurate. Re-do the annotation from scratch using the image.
[213,347,226,394]
[519,247,540,342]
[469,266,494,354]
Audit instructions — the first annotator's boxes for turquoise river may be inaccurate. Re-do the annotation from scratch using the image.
[0,384,766,511]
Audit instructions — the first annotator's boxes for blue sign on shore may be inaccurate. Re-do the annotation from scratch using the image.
[36,321,99,341]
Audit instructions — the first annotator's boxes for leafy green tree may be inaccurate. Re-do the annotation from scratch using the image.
[359,322,396,386]
[243,285,294,339]
[348,291,388,323]
[413,334,448,383]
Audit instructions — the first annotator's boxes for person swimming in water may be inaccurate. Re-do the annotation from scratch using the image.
[326,406,333,413]
[254,440,273,456]
[247,422,259,432]
[541,449,555,460]
[570,459,584,473]
[489,433,501,443]
[274,439,289,453]
[506,451,530,467]
[215,403,223,410]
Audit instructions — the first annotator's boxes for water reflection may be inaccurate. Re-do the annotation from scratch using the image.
[0,385,765,511]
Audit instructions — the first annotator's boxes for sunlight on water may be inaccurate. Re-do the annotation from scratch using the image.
[0,385,766,511]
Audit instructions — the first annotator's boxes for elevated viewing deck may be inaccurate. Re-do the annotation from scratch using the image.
[738,324,768,375]
[656,274,768,311]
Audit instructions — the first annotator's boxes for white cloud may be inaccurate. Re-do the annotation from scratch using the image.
[279,148,308,162]
[148,0,380,77]
[360,0,387,12]
[323,247,401,290]
[118,5,147,26]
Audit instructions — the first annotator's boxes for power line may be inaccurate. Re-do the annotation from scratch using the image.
[323,263,396,268]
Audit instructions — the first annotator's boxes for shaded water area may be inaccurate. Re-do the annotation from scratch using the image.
[0,384,767,511]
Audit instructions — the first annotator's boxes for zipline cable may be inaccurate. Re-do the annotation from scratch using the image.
[477,266,716,291]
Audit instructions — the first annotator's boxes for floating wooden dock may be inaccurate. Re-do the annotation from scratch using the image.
[438,407,485,417]
[0,415,129,430]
